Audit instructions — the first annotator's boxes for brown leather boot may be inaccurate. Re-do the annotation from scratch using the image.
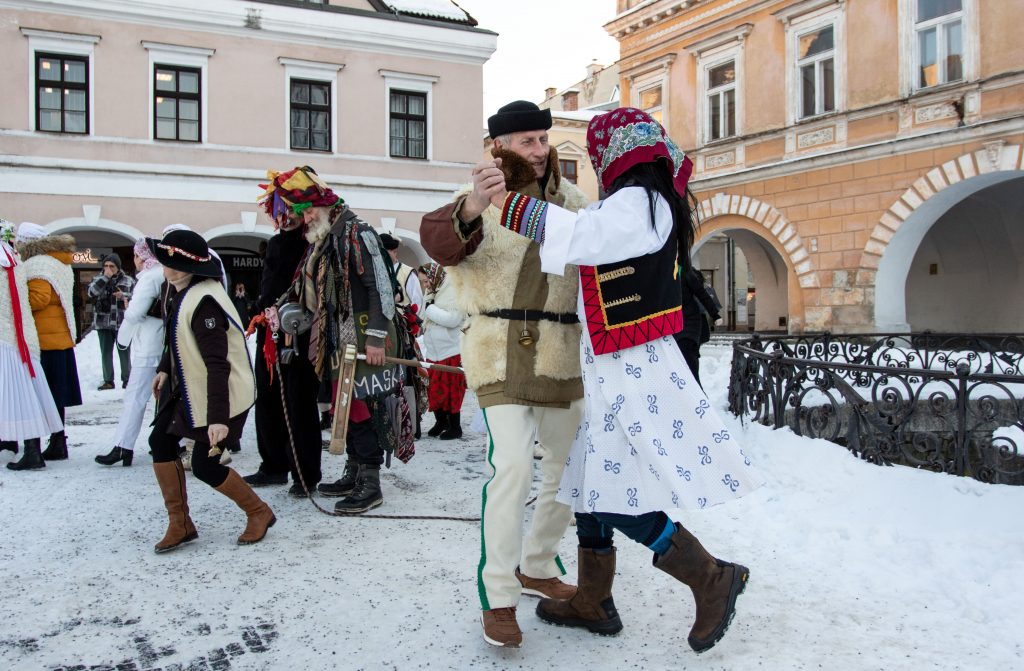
[536,547,623,635]
[653,523,749,653]
[215,469,276,545]
[152,460,198,553]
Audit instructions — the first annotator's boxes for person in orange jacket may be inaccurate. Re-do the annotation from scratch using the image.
[16,223,82,461]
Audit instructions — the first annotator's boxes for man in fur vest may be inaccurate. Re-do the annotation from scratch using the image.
[421,100,587,648]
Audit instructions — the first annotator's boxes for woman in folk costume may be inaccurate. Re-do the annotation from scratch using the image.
[0,220,63,470]
[148,229,274,551]
[16,222,83,462]
[95,238,165,467]
[420,263,467,440]
[481,108,763,653]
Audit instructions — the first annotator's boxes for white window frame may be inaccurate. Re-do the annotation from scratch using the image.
[703,56,738,144]
[280,57,344,154]
[899,0,977,95]
[688,24,750,148]
[143,42,213,144]
[22,28,99,135]
[628,54,674,127]
[795,25,836,119]
[777,0,846,126]
[380,70,437,161]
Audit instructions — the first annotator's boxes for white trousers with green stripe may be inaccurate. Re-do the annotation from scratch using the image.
[478,399,583,610]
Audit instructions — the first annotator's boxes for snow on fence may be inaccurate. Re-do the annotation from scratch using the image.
[728,333,1024,485]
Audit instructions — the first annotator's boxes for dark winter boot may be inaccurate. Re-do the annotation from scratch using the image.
[426,411,448,437]
[536,547,623,635]
[317,460,360,497]
[334,465,383,514]
[41,431,68,461]
[6,438,45,471]
[653,523,749,653]
[152,460,198,553]
[95,446,133,466]
[439,412,462,440]
[319,410,332,431]
[1,440,17,454]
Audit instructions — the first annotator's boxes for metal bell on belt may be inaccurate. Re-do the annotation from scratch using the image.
[518,327,535,347]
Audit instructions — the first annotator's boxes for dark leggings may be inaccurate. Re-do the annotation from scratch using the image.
[575,511,671,550]
[149,408,229,488]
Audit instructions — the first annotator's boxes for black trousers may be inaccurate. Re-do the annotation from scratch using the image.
[281,333,322,486]
[149,405,229,489]
[254,329,290,476]
[346,417,384,467]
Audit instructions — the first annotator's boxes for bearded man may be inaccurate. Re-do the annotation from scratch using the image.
[420,100,587,648]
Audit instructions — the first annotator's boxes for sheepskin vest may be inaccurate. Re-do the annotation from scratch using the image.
[22,253,76,341]
[171,280,255,428]
[446,152,587,403]
[0,251,40,356]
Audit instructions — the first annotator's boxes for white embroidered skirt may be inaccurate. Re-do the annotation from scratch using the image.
[557,334,763,515]
[0,342,63,441]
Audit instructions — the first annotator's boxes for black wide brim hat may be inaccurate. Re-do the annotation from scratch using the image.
[147,229,222,278]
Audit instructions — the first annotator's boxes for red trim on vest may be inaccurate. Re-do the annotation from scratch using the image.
[580,265,683,355]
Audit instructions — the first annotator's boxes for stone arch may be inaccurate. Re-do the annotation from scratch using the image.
[866,143,1023,331]
[46,216,143,242]
[696,193,820,289]
[203,222,276,242]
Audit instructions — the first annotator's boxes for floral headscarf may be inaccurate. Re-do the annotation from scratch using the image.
[586,107,693,198]
[134,236,160,271]
[257,166,342,227]
[420,262,446,295]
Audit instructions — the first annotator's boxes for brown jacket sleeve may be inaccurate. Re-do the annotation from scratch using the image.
[419,195,484,266]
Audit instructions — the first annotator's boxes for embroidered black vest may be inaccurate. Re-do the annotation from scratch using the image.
[579,227,682,355]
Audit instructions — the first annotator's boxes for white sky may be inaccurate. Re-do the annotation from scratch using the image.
[453,0,621,125]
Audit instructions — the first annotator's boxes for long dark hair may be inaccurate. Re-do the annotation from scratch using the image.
[608,159,697,270]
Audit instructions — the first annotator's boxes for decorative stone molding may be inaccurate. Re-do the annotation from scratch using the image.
[798,126,835,149]
[862,144,1024,271]
[695,193,820,289]
[914,102,957,125]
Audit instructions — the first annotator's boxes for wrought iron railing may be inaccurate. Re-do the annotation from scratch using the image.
[728,333,1024,484]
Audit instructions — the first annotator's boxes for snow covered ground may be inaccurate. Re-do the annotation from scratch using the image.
[2,334,1022,670]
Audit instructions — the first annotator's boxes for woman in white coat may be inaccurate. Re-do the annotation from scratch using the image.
[420,263,467,440]
[95,238,164,466]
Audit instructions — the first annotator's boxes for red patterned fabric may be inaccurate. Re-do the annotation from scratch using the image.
[427,355,466,412]
[579,265,683,355]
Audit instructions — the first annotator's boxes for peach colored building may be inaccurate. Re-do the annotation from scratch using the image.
[0,0,494,291]
[608,0,1024,333]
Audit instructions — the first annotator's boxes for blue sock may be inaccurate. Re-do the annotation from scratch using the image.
[647,519,676,555]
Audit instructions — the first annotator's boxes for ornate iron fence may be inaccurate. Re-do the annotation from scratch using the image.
[728,333,1024,484]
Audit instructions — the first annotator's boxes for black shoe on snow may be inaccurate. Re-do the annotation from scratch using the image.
[317,461,359,497]
[243,470,288,487]
[7,439,44,471]
[334,466,383,514]
[41,432,68,461]
[1,440,18,454]
[95,446,133,466]
[288,482,312,498]
[439,412,462,441]
[426,411,448,438]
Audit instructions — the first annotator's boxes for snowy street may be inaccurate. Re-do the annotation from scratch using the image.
[2,336,1022,670]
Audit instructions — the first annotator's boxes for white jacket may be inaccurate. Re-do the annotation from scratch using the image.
[116,265,165,367]
[422,277,465,361]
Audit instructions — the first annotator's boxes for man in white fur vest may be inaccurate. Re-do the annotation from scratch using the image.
[421,100,587,649]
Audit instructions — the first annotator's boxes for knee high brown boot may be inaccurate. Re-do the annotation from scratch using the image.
[215,469,276,545]
[536,547,623,635]
[653,523,749,653]
[152,460,198,553]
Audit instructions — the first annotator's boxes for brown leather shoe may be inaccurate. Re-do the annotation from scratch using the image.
[516,568,578,600]
[536,547,623,635]
[481,607,522,648]
[214,469,276,545]
[152,460,198,553]
[653,523,749,653]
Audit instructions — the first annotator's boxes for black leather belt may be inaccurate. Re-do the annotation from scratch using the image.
[481,309,579,324]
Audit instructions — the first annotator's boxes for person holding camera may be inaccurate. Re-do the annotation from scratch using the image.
[88,252,134,390]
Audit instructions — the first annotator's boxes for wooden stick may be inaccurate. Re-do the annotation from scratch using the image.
[356,353,465,375]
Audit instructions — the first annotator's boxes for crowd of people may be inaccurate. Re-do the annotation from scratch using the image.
[0,101,758,654]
